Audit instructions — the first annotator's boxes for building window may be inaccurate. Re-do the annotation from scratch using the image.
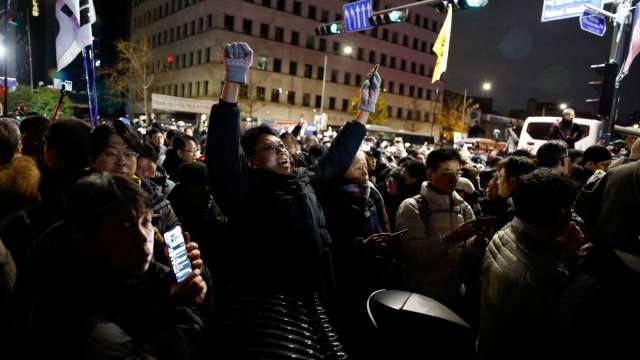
[170,28,174,41]
[257,55,268,70]
[425,112,431,122]
[357,47,364,61]
[271,88,280,102]
[304,64,313,78]
[317,66,324,80]
[331,70,338,83]
[289,61,298,76]
[416,111,422,121]
[368,51,376,64]
[196,82,201,96]
[401,59,406,71]
[403,35,408,47]
[380,53,387,66]
[183,23,188,37]
[190,20,195,35]
[418,87,423,98]
[411,62,417,74]
[388,106,393,117]
[242,19,252,35]
[355,74,362,85]
[319,38,327,52]
[189,52,194,66]
[396,108,403,118]
[333,41,340,54]
[409,86,415,97]
[390,57,396,68]
[371,28,378,37]
[329,97,336,110]
[315,95,322,108]
[344,72,351,85]
[342,99,349,111]
[321,9,329,22]
[260,24,269,39]
[181,83,185,96]
[257,86,266,101]
[173,84,178,96]
[392,32,398,43]
[382,29,389,41]
[262,0,271,7]
[388,81,394,93]
[308,5,317,20]
[224,15,234,31]
[429,66,434,77]
[407,110,413,120]
[273,58,282,72]
[303,93,311,107]
[415,14,421,26]
[335,12,342,21]
[176,54,182,68]
[275,27,284,42]
[277,0,285,11]
[293,1,301,15]
[206,48,211,63]
[423,17,429,29]
[287,91,296,105]
[208,14,213,29]
[422,41,427,53]
[306,35,315,49]
[427,89,432,100]
[432,21,438,32]
[197,49,202,65]
[291,31,300,45]
[413,38,419,50]
[399,84,405,95]
[199,17,204,32]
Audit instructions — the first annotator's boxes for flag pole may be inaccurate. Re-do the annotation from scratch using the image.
[3,0,8,115]
[82,46,97,127]
[88,43,99,124]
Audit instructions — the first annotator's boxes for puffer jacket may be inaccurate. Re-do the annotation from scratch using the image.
[395,182,475,310]
[207,100,366,301]
[479,217,568,360]
[140,177,180,235]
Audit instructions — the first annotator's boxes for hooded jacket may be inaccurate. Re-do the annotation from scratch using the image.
[395,182,475,310]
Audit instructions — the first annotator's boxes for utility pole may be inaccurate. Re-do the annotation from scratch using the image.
[26,6,33,91]
[587,0,635,144]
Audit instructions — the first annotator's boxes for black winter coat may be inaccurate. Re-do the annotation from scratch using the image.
[141,177,180,235]
[206,100,366,300]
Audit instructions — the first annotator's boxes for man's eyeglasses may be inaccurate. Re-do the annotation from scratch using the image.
[102,148,139,163]
[252,142,287,155]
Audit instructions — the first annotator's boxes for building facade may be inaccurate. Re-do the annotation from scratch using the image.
[131,0,444,135]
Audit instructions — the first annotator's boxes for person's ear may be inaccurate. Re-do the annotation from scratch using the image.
[426,169,434,181]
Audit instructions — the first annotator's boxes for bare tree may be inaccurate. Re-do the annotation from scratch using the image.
[239,79,265,120]
[101,37,155,121]
[436,91,479,142]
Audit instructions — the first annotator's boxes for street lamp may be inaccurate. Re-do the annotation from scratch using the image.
[320,45,354,118]
[482,82,492,91]
[559,103,568,110]
[342,45,353,55]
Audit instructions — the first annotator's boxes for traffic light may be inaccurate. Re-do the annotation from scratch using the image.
[369,9,409,26]
[315,22,342,36]
[586,63,617,116]
[435,0,489,12]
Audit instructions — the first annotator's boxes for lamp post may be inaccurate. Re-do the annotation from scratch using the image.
[461,82,492,124]
[320,45,353,120]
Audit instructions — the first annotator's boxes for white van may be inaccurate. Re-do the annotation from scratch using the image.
[517,116,601,154]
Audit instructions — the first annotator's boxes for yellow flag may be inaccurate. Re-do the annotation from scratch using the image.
[432,4,453,84]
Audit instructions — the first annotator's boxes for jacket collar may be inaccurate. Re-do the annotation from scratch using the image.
[420,181,465,205]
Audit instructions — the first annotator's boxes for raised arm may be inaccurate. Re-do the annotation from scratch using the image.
[313,70,381,185]
[206,43,253,214]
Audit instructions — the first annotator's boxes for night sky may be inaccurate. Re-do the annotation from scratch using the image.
[444,0,640,121]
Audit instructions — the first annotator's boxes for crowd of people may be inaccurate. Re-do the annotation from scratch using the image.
[0,41,639,359]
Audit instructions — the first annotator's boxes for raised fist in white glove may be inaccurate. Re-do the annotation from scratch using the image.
[223,42,253,84]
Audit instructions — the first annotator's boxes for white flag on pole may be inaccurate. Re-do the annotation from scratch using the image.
[55,0,96,71]
[619,5,640,81]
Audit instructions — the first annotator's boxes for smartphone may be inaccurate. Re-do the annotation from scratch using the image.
[163,225,192,283]
[369,64,380,80]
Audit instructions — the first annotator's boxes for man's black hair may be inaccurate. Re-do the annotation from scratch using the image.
[308,144,326,159]
[91,120,143,159]
[19,115,48,135]
[403,159,427,182]
[536,140,568,168]
[425,149,462,172]
[581,145,611,165]
[498,156,536,180]
[139,143,159,162]
[148,127,163,138]
[172,133,196,151]
[513,169,574,227]
[0,119,19,165]
[45,119,92,171]
[568,149,584,163]
[241,125,278,156]
[66,173,151,240]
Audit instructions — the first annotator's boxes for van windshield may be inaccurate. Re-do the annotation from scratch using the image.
[526,122,590,140]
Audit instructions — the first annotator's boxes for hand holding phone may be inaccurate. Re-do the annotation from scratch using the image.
[164,225,193,283]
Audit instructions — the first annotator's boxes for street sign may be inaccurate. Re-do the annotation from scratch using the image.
[580,8,607,37]
[541,0,603,22]
[343,0,373,33]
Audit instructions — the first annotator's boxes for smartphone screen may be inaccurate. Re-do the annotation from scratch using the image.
[164,225,192,283]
